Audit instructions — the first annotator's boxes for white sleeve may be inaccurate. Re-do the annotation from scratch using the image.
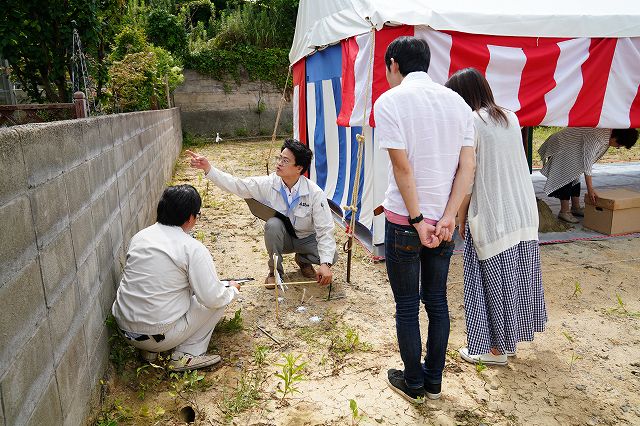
[375,97,405,150]
[462,108,475,147]
[311,191,337,264]
[206,166,273,200]
[187,244,238,309]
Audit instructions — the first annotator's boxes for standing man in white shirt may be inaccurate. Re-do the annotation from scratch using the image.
[375,37,475,403]
[187,139,338,289]
[112,184,240,371]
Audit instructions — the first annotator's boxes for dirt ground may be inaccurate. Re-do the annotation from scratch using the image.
[96,139,640,426]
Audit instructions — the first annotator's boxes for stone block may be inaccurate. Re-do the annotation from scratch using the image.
[109,211,124,258]
[25,376,63,426]
[17,125,57,187]
[0,128,28,205]
[0,259,46,368]
[58,119,87,169]
[98,115,115,152]
[29,175,70,249]
[100,272,117,318]
[105,181,120,222]
[83,296,107,359]
[114,142,128,175]
[55,324,88,417]
[88,154,107,195]
[91,192,109,238]
[77,251,99,303]
[62,372,91,426]
[70,205,95,267]
[48,279,81,364]
[112,115,125,146]
[102,147,117,185]
[89,329,110,388]
[82,119,101,159]
[96,230,113,283]
[0,322,55,425]
[39,229,76,304]
[64,161,92,216]
[0,196,37,286]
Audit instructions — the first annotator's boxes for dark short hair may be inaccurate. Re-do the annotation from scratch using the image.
[611,128,639,149]
[281,138,313,175]
[445,67,508,127]
[157,184,201,226]
[384,36,430,76]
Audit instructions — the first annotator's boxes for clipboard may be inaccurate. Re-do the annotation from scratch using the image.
[244,198,298,238]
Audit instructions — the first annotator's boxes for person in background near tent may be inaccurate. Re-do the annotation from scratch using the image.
[445,68,547,367]
[187,139,338,289]
[112,185,240,371]
[538,127,639,223]
[375,36,476,403]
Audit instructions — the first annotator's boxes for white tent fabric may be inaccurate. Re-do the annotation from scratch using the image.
[291,0,640,64]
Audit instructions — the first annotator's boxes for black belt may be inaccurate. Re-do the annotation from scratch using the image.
[121,329,165,343]
[135,333,165,343]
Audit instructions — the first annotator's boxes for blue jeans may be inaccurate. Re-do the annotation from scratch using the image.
[384,220,455,389]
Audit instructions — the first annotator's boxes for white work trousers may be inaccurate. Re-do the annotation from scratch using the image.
[126,295,226,356]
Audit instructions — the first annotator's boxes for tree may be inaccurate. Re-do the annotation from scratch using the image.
[146,8,188,56]
[0,0,126,103]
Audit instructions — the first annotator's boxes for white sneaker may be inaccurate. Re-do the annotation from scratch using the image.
[558,211,579,223]
[168,352,222,371]
[459,347,507,366]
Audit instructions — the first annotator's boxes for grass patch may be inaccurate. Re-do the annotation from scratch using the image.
[219,345,270,421]
[105,315,138,374]
[215,308,244,333]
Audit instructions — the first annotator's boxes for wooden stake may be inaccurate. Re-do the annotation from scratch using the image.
[256,325,281,345]
[275,278,279,321]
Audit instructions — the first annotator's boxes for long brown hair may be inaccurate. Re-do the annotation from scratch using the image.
[445,68,509,127]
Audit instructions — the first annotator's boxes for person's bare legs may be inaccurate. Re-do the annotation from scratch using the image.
[559,199,571,213]
[570,196,581,211]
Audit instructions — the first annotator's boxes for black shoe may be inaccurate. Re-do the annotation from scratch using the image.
[424,381,442,400]
[386,369,425,404]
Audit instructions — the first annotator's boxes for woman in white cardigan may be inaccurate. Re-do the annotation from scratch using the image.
[445,68,547,365]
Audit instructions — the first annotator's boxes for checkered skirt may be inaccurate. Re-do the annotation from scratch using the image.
[463,225,547,355]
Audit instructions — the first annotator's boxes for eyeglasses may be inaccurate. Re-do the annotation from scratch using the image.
[274,155,293,165]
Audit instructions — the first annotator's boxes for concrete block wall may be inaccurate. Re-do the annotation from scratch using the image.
[174,69,293,137]
[0,108,182,426]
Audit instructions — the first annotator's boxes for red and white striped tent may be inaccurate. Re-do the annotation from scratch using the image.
[290,0,640,253]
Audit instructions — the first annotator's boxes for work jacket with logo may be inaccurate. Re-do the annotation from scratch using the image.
[205,167,337,264]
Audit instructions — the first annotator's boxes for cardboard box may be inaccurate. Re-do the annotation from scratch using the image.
[583,188,640,235]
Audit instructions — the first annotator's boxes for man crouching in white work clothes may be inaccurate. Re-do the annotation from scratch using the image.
[112,184,240,371]
[187,139,338,289]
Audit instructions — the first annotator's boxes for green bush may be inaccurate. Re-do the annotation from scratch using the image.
[112,25,148,61]
[184,43,289,88]
[108,46,183,112]
[146,8,188,56]
[180,0,215,28]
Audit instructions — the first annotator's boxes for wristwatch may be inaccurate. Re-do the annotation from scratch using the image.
[408,213,424,225]
[321,262,332,268]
